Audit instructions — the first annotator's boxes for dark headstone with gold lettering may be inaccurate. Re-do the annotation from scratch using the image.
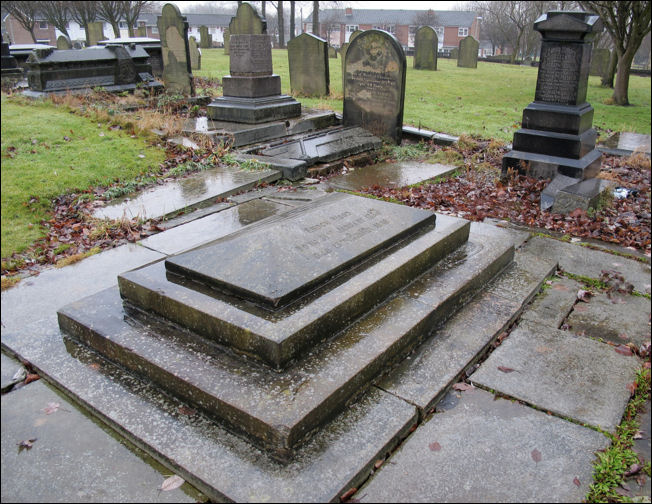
[502,11,603,181]
[343,29,406,144]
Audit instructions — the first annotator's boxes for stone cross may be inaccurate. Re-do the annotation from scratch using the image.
[288,33,329,97]
[343,29,406,144]
[157,3,194,95]
[414,26,438,70]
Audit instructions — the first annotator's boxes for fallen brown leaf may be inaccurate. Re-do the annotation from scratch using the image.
[160,474,184,491]
[429,441,442,452]
[498,366,516,373]
[531,448,542,463]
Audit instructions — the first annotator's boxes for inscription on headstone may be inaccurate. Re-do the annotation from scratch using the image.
[343,29,406,144]
[535,43,585,105]
[414,26,438,70]
[457,35,479,68]
[229,35,273,75]
[157,3,194,95]
[288,32,329,96]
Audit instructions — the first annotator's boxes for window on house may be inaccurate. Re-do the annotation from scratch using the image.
[373,24,395,34]
[458,27,468,37]
[330,24,340,32]
[151,26,158,34]
[346,25,359,33]
[436,26,444,38]
[39,21,48,29]
[409,26,417,35]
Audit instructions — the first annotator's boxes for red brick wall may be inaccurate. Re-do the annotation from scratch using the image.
[6,15,56,44]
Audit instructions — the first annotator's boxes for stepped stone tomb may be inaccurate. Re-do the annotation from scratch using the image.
[207,3,300,123]
[343,29,407,144]
[23,45,162,96]
[502,11,607,212]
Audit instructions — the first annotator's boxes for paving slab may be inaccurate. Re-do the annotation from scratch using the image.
[1,352,25,393]
[1,244,164,334]
[520,276,580,329]
[523,236,651,294]
[567,292,651,346]
[1,378,203,503]
[1,327,416,503]
[629,400,652,499]
[358,388,609,503]
[156,201,234,230]
[327,161,457,191]
[93,165,281,220]
[139,198,292,255]
[598,132,651,156]
[470,320,641,432]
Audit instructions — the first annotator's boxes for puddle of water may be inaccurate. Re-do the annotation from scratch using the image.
[601,132,651,153]
[328,161,457,191]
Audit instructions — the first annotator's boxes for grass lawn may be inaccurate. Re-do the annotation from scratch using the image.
[196,48,651,141]
[1,94,166,258]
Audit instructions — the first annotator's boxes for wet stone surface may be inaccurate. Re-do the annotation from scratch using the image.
[566,292,651,347]
[327,161,457,192]
[359,388,609,503]
[600,132,651,155]
[471,319,640,432]
[519,276,580,329]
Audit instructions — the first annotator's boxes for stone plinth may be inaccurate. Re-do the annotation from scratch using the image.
[288,33,329,97]
[207,4,299,124]
[503,11,603,181]
[414,26,438,70]
[343,29,407,144]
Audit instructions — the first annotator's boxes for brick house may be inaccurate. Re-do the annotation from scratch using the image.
[303,7,485,54]
[2,11,56,44]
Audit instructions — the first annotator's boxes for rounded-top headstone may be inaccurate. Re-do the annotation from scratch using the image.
[230,3,266,35]
[56,35,72,50]
[349,29,363,43]
[457,35,479,68]
[343,29,406,144]
[414,26,438,70]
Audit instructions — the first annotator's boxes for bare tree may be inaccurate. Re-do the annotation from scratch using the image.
[70,1,98,45]
[412,9,439,27]
[579,1,652,105]
[5,1,40,42]
[312,1,319,36]
[290,1,296,40]
[97,1,123,38]
[122,1,152,37]
[278,1,285,47]
[37,0,72,38]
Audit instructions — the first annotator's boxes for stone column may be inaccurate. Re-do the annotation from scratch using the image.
[502,11,603,182]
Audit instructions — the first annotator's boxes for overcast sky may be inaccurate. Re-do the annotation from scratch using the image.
[170,1,471,13]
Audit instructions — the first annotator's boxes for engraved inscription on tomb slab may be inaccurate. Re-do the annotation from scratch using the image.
[535,43,582,105]
[229,34,273,76]
[165,193,434,308]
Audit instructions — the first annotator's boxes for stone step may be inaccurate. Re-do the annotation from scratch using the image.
[117,197,470,369]
[58,228,514,461]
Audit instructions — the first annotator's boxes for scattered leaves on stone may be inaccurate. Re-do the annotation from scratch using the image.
[497,366,516,373]
[429,441,442,452]
[576,289,593,302]
[24,373,40,384]
[615,344,634,356]
[17,438,37,452]
[160,474,184,491]
[452,382,474,391]
[340,487,357,501]
[531,448,542,464]
[573,477,581,487]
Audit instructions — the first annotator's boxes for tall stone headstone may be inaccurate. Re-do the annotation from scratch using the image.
[343,29,406,144]
[199,26,212,48]
[137,26,147,37]
[288,32,329,97]
[56,35,72,50]
[328,46,337,58]
[457,35,479,68]
[590,47,609,77]
[414,26,438,70]
[87,22,106,47]
[189,36,201,70]
[207,3,300,123]
[157,3,194,95]
[450,47,459,59]
[223,28,230,54]
[502,11,604,182]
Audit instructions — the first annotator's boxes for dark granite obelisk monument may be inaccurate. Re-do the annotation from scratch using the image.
[207,3,300,123]
[502,11,603,182]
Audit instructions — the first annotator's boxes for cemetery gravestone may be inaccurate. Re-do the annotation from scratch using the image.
[157,3,194,95]
[223,28,230,54]
[340,42,349,88]
[57,35,72,50]
[502,11,604,210]
[288,33,329,97]
[343,29,406,144]
[349,30,363,43]
[137,26,147,37]
[207,3,300,123]
[189,36,201,70]
[87,22,106,47]
[414,26,438,70]
[450,47,459,59]
[328,46,337,58]
[1,33,21,75]
[590,47,609,77]
[199,25,212,48]
[457,35,479,68]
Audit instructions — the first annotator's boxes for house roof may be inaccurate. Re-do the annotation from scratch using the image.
[139,12,233,27]
[306,9,479,27]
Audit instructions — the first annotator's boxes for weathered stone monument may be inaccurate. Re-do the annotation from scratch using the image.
[189,36,201,70]
[56,35,72,50]
[503,12,603,182]
[343,29,406,144]
[450,47,459,59]
[199,25,212,48]
[328,45,337,58]
[24,45,162,95]
[98,37,163,77]
[288,33,329,97]
[87,22,106,47]
[137,26,147,37]
[207,3,300,123]
[1,33,21,75]
[223,28,230,54]
[157,3,194,95]
[502,11,605,212]
[414,26,438,70]
[590,47,610,77]
[350,29,363,43]
[457,35,479,68]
